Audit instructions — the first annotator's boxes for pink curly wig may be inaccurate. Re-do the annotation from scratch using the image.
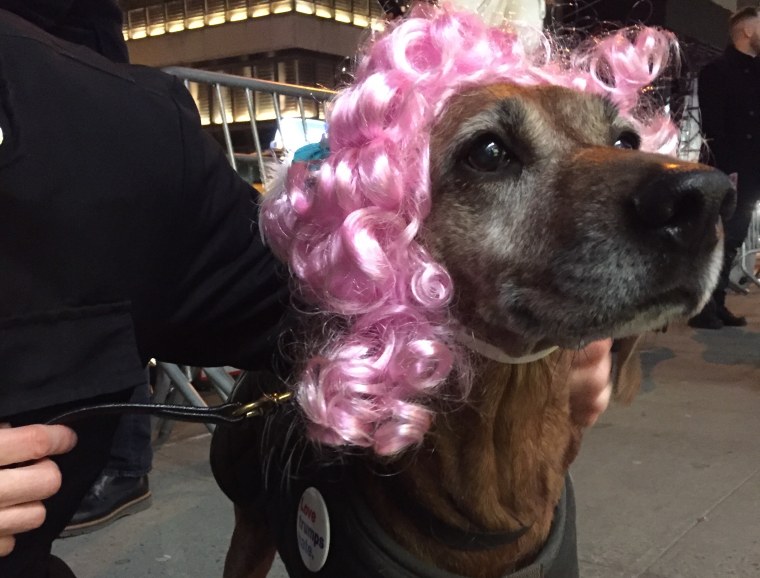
[261,3,679,456]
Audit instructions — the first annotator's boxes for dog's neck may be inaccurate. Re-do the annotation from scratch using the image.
[360,355,580,578]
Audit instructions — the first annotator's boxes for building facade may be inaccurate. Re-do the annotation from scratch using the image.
[119,0,380,156]
[119,0,756,157]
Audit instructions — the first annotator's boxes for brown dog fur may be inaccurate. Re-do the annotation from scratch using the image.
[219,83,733,578]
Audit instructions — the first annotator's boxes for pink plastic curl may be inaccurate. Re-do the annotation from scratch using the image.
[260,3,681,456]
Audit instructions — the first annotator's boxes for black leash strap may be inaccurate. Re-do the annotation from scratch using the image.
[45,391,294,426]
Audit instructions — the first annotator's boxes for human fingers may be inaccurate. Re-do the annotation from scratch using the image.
[0,500,47,536]
[0,424,77,467]
[0,459,63,508]
[0,535,15,557]
[568,339,614,428]
[572,378,612,428]
[570,338,613,370]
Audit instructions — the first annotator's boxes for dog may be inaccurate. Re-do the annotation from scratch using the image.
[211,9,735,578]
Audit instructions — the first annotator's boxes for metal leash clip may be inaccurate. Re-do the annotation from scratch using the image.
[230,391,294,420]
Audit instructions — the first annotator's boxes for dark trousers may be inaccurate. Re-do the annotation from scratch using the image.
[0,388,134,578]
[104,381,153,478]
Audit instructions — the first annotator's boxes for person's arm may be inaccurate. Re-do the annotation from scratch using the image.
[0,424,77,556]
[698,64,731,170]
[133,75,291,373]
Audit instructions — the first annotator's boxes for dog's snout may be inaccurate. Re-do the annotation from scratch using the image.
[631,168,735,250]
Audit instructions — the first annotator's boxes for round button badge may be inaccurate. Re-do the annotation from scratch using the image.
[296,487,331,572]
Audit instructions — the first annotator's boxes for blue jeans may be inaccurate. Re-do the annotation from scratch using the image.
[103,380,153,477]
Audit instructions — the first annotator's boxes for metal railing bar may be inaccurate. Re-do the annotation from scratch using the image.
[202,367,236,398]
[245,88,269,188]
[297,96,308,143]
[740,249,760,289]
[158,362,215,432]
[214,82,238,171]
[738,201,760,289]
[272,92,285,154]
[164,66,336,100]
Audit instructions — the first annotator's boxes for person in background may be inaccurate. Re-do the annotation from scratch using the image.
[689,6,760,329]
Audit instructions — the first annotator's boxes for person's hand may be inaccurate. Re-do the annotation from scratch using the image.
[0,424,77,556]
[566,339,614,428]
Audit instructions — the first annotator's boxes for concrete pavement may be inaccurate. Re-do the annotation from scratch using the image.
[54,290,760,577]
[574,290,760,578]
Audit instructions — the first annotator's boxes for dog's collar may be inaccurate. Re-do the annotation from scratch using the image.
[391,487,531,551]
[457,329,558,364]
[337,472,578,578]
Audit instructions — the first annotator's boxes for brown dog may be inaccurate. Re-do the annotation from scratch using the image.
[211,83,734,578]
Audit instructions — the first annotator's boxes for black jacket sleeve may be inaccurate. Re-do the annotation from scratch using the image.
[132,73,292,372]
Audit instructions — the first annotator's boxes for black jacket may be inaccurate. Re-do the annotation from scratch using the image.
[0,0,128,62]
[698,44,760,199]
[0,9,289,416]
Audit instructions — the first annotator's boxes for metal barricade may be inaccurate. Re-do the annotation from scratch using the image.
[737,201,760,290]
[151,363,244,441]
[151,68,335,436]
[164,66,335,187]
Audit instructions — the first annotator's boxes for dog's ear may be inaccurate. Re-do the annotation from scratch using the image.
[611,335,643,404]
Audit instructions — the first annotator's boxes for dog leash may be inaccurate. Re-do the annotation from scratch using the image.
[45,391,294,426]
[44,324,562,426]
[45,327,559,426]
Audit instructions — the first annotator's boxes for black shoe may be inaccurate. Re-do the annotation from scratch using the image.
[717,306,747,327]
[688,309,724,330]
[60,473,151,538]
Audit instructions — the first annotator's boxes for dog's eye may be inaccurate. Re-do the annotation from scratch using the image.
[465,134,513,172]
[614,131,641,150]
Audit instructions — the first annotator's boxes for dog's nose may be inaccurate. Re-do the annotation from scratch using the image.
[631,168,736,250]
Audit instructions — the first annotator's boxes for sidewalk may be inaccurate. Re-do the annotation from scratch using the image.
[54,290,760,578]
[574,289,760,578]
